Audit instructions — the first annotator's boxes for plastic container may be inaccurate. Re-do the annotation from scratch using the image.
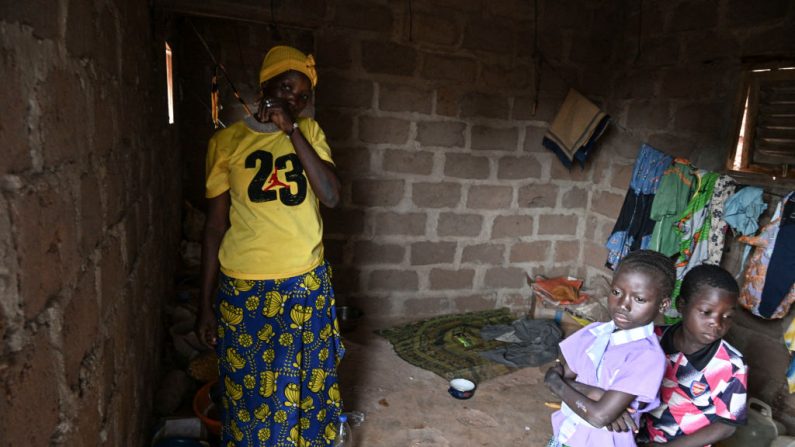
[717,398,784,447]
[531,306,565,323]
[192,381,222,437]
[337,306,363,333]
[342,411,365,427]
[333,413,352,447]
[772,436,795,447]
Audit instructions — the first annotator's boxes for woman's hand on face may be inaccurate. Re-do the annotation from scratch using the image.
[258,97,295,133]
[195,307,218,349]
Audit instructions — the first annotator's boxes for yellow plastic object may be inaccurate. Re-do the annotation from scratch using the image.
[564,310,590,327]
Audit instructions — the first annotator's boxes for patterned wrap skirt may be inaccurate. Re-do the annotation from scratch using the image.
[214,262,346,446]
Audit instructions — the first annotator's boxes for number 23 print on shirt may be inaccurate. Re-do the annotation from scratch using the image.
[245,150,307,206]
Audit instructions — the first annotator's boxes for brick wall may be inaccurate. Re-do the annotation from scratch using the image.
[175,1,795,318]
[175,0,795,431]
[0,1,179,445]
[313,0,795,324]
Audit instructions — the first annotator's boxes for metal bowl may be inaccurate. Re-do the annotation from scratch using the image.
[448,378,477,400]
[337,305,363,332]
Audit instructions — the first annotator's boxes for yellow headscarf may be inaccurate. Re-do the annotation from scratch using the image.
[258,45,317,88]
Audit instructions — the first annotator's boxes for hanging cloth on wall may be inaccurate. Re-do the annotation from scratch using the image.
[605,144,673,270]
[648,159,697,257]
[785,318,795,393]
[673,171,719,278]
[542,88,610,169]
[211,65,221,129]
[724,186,768,274]
[705,174,737,266]
[662,170,720,322]
[724,186,768,236]
[738,192,795,319]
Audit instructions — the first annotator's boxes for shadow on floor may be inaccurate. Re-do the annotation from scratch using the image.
[337,320,558,446]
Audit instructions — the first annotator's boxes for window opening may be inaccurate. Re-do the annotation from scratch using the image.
[728,63,795,181]
[732,93,749,170]
[165,41,174,124]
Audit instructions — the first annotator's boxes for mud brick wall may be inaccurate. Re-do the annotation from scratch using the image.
[173,0,795,429]
[311,0,795,321]
[0,0,783,443]
[0,1,180,445]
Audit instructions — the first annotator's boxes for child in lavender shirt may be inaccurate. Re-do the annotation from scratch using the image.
[544,250,675,447]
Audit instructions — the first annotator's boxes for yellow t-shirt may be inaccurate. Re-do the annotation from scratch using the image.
[205,116,334,280]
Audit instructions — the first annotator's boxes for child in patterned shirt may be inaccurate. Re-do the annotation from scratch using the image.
[638,264,748,447]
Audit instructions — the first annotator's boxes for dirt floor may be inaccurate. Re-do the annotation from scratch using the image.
[337,319,562,447]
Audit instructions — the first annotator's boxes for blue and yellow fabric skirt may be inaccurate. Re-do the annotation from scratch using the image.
[214,262,345,446]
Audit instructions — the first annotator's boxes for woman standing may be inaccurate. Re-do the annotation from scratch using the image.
[196,45,345,446]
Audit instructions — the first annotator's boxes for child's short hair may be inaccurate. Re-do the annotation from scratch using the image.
[616,250,676,300]
[678,264,739,306]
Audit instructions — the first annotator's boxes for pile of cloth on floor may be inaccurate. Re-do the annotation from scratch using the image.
[480,318,562,368]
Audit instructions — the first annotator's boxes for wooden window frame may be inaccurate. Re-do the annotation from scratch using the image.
[726,60,795,188]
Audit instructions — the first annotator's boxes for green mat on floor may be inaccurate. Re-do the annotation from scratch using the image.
[376,308,516,383]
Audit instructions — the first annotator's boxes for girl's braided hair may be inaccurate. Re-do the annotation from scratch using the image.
[615,250,676,300]
[678,264,739,306]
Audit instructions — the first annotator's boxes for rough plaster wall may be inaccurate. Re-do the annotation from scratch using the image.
[0,1,180,445]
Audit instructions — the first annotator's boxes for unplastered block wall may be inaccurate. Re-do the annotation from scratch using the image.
[0,1,179,446]
[308,0,795,425]
[173,0,795,427]
[315,0,623,318]
[174,0,611,319]
[176,0,795,323]
[314,0,795,319]
[546,0,795,427]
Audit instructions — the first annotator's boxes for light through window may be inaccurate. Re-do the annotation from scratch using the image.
[165,42,174,124]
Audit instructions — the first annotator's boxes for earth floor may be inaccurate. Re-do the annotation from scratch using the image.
[337,320,562,447]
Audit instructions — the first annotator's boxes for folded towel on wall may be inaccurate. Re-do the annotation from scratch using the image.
[542,88,610,168]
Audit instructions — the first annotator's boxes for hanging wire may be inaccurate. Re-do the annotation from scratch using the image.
[269,0,282,40]
[634,0,643,64]
[188,86,226,128]
[408,0,414,42]
[531,0,541,115]
[234,26,249,77]
[211,65,221,129]
[187,18,253,116]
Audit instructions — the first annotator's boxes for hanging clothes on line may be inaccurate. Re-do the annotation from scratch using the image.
[786,318,795,393]
[664,170,720,321]
[738,192,795,319]
[674,171,719,275]
[724,186,768,236]
[705,174,736,266]
[725,186,769,275]
[648,158,696,257]
[605,144,672,270]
